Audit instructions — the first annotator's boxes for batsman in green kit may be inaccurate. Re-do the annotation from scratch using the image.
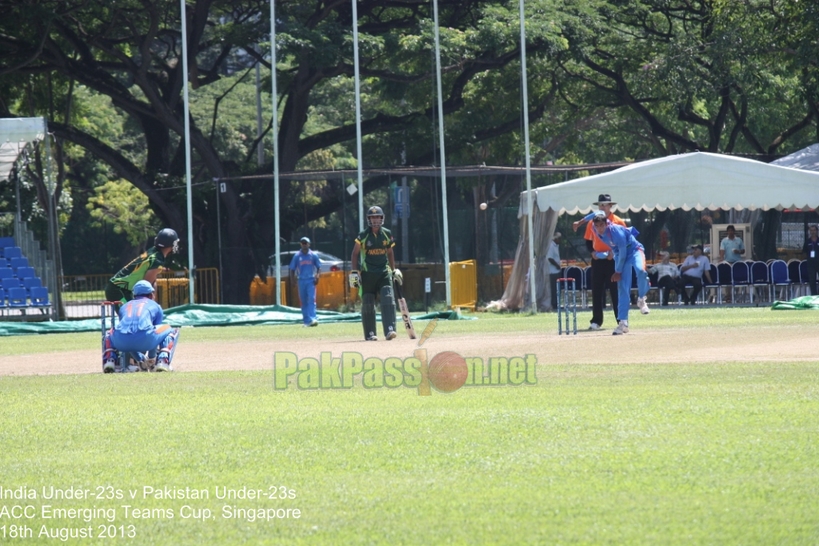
[350,206,398,341]
[105,228,179,304]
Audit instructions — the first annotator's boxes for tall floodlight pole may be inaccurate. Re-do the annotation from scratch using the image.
[256,63,264,167]
[270,0,282,305]
[180,0,195,305]
[43,120,60,321]
[352,0,364,230]
[432,0,452,307]
[519,0,536,313]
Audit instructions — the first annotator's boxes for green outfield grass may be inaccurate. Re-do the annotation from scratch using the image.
[1,309,818,545]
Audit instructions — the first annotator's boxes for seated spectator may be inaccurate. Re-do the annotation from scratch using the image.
[679,244,713,305]
[648,251,681,306]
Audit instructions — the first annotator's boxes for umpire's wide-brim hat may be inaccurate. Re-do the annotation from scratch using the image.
[594,193,616,205]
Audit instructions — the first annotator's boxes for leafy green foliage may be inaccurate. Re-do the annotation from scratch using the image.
[1,309,817,543]
[87,179,159,247]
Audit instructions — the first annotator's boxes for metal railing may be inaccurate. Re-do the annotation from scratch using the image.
[54,268,220,319]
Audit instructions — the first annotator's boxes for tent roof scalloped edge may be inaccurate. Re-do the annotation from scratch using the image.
[519,151,819,216]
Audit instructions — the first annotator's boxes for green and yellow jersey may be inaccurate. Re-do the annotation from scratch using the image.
[109,247,166,292]
[355,228,395,274]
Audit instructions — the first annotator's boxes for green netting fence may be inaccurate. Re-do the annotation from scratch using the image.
[0,304,472,336]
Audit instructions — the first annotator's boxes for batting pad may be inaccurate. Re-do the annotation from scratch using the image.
[362,293,377,339]
[379,285,397,337]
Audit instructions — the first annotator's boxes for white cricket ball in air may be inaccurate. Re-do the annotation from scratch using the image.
[479,202,488,210]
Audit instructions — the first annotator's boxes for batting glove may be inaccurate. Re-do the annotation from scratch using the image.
[393,268,403,286]
[349,270,360,289]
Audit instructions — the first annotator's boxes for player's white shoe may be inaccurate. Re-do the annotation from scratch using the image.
[637,297,650,315]
[103,359,116,373]
[588,323,601,331]
[386,331,397,340]
[612,320,629,335]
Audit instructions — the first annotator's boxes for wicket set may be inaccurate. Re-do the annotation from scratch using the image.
[101,301,118,342]
[556,277,578,335]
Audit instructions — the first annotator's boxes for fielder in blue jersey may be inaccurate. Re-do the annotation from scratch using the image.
[590,211,651,335]
[289,237,322,326]
[102,280,180,372]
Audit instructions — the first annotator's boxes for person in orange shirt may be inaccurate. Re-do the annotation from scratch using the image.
[572,194,627,330]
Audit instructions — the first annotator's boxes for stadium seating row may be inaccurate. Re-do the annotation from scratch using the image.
[0,241,52,314]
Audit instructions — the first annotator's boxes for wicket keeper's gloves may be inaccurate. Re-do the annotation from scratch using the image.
[393,269,403,286]
[349,271,361,289]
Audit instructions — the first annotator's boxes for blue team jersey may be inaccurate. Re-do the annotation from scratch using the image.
[116,297,164,334]
[593,223,644,274]
[290,250,322,280]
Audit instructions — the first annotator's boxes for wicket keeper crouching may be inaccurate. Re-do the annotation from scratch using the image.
[102,281,180,373]
[350,206,398,341]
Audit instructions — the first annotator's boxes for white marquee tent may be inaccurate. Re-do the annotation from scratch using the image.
[527,151,819,216]
[496,151,819,311]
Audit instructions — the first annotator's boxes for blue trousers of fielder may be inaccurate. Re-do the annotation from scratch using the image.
[298,279,317,325]
[616,250,650,323]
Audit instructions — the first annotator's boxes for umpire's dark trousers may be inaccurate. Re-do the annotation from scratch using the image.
[807,259,819,296]
[590,257,618,326]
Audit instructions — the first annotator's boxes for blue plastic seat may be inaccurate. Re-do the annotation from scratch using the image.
[800,260,810,293]
[750,261,771,302]
[16,266,35,280]
[3,246,22,260]
[702,263,720,304]
[731,261,751,303]
[9,256,29,272]
[23,276,42,296]
[0,267,14,280]
[7,286,28,308]
[1,277,21,290]
[29,286,51,310]
[715,262,733,304]
[769,260,791,300]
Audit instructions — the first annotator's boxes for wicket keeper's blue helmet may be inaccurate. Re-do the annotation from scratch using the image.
[155,228,179,253]
[133,280,155,296]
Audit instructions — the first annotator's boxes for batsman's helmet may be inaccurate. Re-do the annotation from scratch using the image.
[155,228,179,253]
[367,206,385,227]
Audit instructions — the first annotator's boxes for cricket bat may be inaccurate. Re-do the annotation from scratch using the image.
[393,280,416,339]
